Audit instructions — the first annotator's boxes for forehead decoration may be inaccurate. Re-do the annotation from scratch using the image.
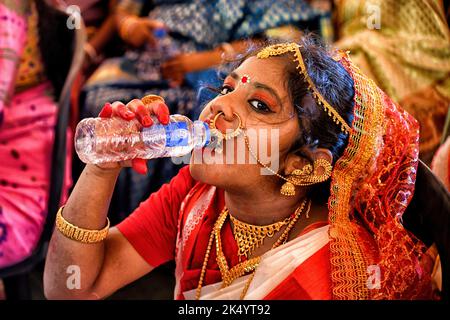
[257,43,351,135]
[240,75,250,85]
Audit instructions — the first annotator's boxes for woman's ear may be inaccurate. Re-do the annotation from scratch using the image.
[283,153,309,176]
[312,148,333,165]
[283,147,333,176]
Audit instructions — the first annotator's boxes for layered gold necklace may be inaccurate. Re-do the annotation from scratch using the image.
[230,212,291,261]
[195,198,311,300]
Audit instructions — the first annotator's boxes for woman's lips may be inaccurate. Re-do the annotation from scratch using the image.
[203,117,213,128]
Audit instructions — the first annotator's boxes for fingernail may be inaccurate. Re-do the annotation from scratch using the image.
[99,103,112,117]
[125,111,135,119]
[142,116,153,127]
[161,114,169,124]
[134,162,147,175]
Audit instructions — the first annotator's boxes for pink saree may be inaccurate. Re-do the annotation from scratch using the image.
[0,2,72,268]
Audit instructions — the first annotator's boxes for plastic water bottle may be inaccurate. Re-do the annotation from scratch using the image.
[74,114,211,164]
[153,27,177,63]
[149,28,179,68]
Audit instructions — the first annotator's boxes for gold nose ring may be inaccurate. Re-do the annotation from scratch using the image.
[209,111,243,141]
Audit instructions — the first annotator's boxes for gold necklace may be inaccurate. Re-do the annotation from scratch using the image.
[239,199,310,299]
[215,208,262,288]
[230,213,291,261]
[195,198,311,300]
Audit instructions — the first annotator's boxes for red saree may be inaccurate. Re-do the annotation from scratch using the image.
[117,167,336,299]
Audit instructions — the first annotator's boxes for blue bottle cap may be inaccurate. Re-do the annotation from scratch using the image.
[202,121,211,147]
[192,121,211,148]
[153,28,167,39]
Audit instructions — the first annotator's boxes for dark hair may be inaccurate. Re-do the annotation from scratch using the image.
[288,36,355,202]
[240,35,355,202]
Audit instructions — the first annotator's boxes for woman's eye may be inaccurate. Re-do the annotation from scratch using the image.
[220,85,233,95]
[249,99,271,113]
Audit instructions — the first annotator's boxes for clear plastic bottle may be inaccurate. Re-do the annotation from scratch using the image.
[153,27,177,63]
[75,114,211,164]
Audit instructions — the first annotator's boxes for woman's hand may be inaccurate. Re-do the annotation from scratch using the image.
[161,50,221,87]
[94,97,170,174]
[119,16,165,48]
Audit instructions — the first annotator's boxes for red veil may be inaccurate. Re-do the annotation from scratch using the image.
[328,52,433,299]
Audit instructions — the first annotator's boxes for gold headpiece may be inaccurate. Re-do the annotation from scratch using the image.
[257,43,352,135]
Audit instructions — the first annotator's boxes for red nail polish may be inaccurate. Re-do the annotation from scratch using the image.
[142,116,153,127]
[161,114,170,125]
[134,161,147,174]
[99,103,112,117]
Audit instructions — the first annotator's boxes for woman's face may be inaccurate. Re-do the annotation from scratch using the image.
[189,56,301,192]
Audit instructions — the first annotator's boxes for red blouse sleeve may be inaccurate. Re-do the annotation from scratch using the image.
[116,166,195,268]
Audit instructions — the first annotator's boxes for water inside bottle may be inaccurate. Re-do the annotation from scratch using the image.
[75,115,212,164]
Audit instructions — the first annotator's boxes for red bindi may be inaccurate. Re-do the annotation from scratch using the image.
[240,75,250,84]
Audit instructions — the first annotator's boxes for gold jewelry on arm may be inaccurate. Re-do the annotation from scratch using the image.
[55,206,110,244]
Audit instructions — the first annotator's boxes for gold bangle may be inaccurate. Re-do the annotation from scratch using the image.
[55,206,110,244]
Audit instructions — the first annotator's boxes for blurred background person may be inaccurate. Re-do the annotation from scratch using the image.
[333,0,450,163]
[65,0,122,154]
[68,0,120,72]
[0,0,74,298]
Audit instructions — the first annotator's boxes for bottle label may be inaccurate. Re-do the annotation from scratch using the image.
[142,121,189,149]
[165,122,189,147]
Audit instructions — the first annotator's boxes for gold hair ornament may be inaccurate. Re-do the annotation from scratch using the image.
[257,43,352,135]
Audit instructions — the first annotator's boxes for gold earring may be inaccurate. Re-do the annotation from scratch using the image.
[280,181,296,196]
[290,159,332,186]
[280,164,312,196]
[292,164,313,177]
[280,159,332,196]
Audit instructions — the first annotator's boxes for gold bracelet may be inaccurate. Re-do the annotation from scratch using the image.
[55,206,110,244]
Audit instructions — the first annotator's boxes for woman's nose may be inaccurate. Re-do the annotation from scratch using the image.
[210,98,241,132]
